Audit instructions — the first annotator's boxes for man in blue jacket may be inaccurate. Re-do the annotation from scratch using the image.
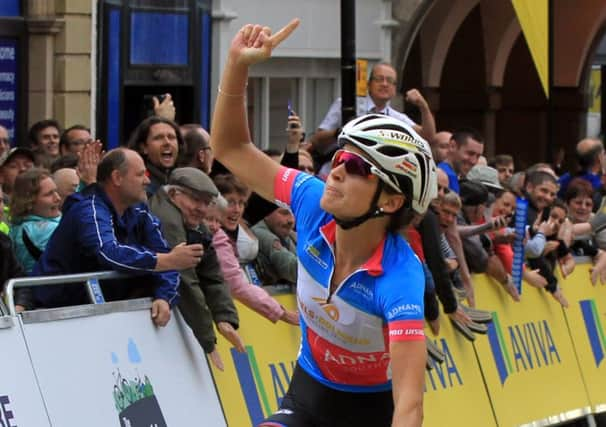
[32,148,204,326]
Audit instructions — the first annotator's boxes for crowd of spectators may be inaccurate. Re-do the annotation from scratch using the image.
[2,61,606,368]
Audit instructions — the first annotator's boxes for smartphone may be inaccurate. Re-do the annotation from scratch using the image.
[287,100,299,129]
[287,100,294,117]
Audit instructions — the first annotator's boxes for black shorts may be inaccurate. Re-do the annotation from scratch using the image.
[259,364,393,427]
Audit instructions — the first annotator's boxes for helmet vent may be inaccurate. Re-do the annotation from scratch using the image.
[350,135,378,147]
[363,124,412,134]
[377,145,408,157]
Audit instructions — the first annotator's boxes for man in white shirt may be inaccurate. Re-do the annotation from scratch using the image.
[311,62,436,178]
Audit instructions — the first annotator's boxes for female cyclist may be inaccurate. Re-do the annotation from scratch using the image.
[210,20,437,427]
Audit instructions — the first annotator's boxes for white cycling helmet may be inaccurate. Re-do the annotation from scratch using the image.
[338,114,438,214]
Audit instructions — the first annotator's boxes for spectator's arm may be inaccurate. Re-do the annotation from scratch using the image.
[419,212,458,314]
[213,230,284,322]
[195,239,239,328]
[78,201,159,271]
[309,97,342,153]
[406,89,436,142]
[445,223,476,306]
[525,233,546,258]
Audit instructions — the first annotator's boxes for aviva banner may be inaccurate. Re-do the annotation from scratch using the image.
[423,319,496,427]
[559,264,606,413]
[473,274,590,426]
[211,294,301,427]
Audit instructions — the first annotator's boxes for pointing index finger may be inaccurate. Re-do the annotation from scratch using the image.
[270,18,300,48]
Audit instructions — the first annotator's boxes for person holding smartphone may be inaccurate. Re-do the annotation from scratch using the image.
[149,167,244,370]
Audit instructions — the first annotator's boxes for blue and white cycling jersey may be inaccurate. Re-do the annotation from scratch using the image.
[274,167,425,393]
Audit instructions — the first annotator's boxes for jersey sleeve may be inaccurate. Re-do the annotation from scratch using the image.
[377,251,425,343]
[274,166,325,230]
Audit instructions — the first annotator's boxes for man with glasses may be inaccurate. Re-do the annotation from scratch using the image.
[59,125,93,156]
[311,62,435,179]
[179,124,214,175]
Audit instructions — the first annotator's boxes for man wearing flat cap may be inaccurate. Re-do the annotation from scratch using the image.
[149,167,243,369]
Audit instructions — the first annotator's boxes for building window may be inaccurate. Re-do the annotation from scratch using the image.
[246,76,335,150]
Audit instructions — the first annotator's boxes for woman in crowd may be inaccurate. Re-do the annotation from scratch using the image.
[564,178,606,284]
[210,19,434,427]
[203,199,299,325]
[212,174,260,280]
[9,168,62,311]
[10,168,61,274]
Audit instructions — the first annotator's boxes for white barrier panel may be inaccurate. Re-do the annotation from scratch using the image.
[20,300,226,427]
[0,316,51,426]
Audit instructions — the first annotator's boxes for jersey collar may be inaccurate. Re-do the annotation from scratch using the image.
[319,219,385,277]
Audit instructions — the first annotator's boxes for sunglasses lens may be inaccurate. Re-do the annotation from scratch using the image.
[332,151,372,177]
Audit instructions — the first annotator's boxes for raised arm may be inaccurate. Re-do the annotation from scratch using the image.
[210,20,300,202]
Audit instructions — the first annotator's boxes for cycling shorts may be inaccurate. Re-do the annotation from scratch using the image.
[260,364,394,427]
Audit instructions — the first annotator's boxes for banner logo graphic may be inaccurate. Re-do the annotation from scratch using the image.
[487,312,560,385]
[579,299,606,367]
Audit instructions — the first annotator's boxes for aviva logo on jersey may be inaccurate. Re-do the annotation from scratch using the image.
[579,299,606,367]
[231,346,296,426]
[486,312,560,385]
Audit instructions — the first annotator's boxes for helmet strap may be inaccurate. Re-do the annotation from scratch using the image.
[334,181,387,230]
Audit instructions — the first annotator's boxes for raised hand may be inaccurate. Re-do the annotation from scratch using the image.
[229,19,300,66]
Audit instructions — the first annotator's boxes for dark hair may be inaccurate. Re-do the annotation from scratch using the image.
[60,124,90,148]
[564,177,594,203]
[492,154,513,167]
[577,142,603,169]
[179,128,209,166]
[262,148,282,158]
[551,198,568,213]
[452,128,484,148]
[97,148,129,184]
[28,119,61,148]
[50,154,79,173]
[213,173,248,197]
[127,116,183,159]
[382,181,415,233]
[525,170,557,188]
[10,167,52,221]
[460,180,489,206]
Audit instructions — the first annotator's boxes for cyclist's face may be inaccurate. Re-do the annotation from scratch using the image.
[321,145,382,219]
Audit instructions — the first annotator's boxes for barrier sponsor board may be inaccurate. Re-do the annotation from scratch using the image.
[423,318,496,427]
[20,302,225,427]
[473,274,590,426]
[0,316,50,426]
[211,294,300,427]
[559,263,606,413]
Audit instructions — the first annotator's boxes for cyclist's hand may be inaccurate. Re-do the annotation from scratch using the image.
[230,19,300,66]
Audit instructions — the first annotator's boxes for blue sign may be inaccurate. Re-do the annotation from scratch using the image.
[0,39,18,143]
[512,197,528,293]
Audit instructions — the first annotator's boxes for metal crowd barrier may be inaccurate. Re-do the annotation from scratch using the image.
[2,270,227,427]
[4,270,128,315]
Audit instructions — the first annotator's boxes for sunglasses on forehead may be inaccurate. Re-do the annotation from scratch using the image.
[330,149,401,193]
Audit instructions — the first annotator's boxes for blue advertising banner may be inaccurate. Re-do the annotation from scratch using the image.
[0,38,18,143]
[512,197,528,293]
